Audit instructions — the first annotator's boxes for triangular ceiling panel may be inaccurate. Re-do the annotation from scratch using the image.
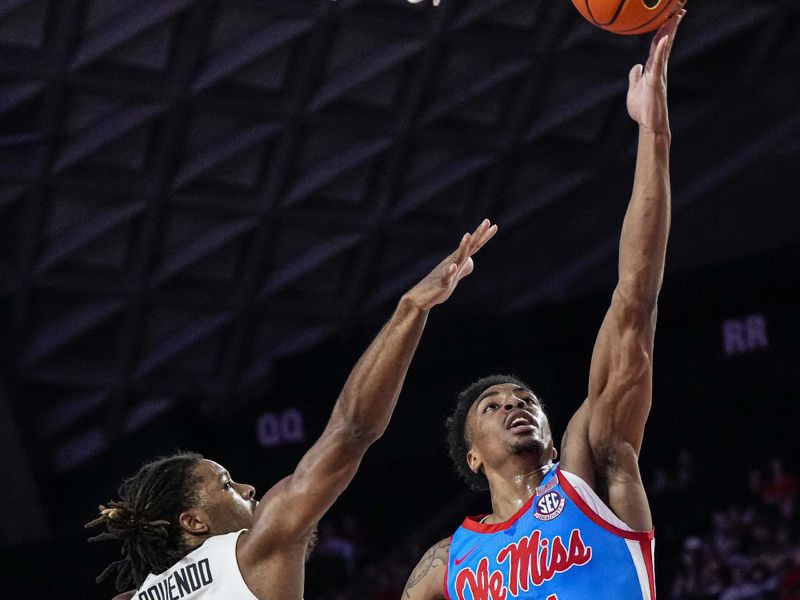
[52,102,167,172]
[261,229,362,297]
[152,215,256,286]
[106,18,175,72]
[0,0,46,49]
[0,81,46,116]
[135,310,231,380]
[421,58,528,126]
[0,0,798,475]
[193,19,313,93]
[38,200,145,273]
[71,0,194,70]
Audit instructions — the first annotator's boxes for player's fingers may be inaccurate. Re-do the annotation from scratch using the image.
[470,223,498,255]
[451,232,471,268]
[664,10,685,61]
[659,33,674,74]
[629,64,644,87]
[659,8,684,52]
[456,257,474,280]
[471,217,493,242]
[653,35,669,74]
[648,12,675,68]
[649,27,663,57]
[655,7,682,40]
[667,8,686,31]
[460,219,487,256]
[441,262,458,285]
[471,218,490,240]
[647,26,666,66]
[646,34,669,81]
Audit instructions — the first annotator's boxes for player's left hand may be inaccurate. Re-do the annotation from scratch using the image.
[404,219,497,311]
[626,9,685,133]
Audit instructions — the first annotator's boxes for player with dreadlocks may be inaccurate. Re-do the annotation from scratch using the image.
[86,220,497,600]
[86,452,205,591]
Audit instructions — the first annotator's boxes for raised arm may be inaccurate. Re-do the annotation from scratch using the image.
[240,221,496,555]
[560,12,684,529]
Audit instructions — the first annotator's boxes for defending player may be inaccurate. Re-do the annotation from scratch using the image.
[87,220,497,600]
[402,11,684,600]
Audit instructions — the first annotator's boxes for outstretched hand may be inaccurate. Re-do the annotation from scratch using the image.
[405,219,498,311]
[627,9,685,133]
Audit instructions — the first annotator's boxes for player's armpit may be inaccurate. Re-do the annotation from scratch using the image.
[403,538,451,600]
[559,400,595,488]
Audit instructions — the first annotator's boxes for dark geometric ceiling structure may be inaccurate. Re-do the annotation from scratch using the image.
[1,0,799,480]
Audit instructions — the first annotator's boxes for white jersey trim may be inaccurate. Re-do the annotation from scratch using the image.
[559,468,656,599]
[626,538,656,600]
[560,469,634,531]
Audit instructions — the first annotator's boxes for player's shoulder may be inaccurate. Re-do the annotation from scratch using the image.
[414,536,451,568]
[426,536,451,558]
[403,537,452,600]
[430,538,453,579]
[111,592,135,600]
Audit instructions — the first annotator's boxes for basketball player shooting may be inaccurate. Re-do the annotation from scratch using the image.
[402,11,684,600]
[86,220,497,600]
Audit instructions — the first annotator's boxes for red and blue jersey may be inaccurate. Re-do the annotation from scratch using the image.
[445,464,656,600]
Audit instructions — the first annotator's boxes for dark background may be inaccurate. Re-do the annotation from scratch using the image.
[1,0,799,597]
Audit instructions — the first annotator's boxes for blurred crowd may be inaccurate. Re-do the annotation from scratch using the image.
[305,453,800,599]
[667,457,799,599]
[306,511,450,599]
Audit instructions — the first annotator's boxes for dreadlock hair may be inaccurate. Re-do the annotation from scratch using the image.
[85,451,203,592]
[446,374,539,491]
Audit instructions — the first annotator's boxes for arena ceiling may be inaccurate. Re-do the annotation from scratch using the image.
[1,0,799,483]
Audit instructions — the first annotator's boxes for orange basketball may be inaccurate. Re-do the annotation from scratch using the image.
[570,0,687,35]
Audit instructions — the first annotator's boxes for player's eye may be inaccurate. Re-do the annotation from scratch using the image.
[484,403,498,413]
[223,481,232,490]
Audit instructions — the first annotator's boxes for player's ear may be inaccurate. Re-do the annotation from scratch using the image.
[467,448,483,474]
[551,446,558,462]
[179,509,210,535]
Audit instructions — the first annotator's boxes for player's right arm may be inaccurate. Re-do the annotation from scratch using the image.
[560,12,683,532]
[402,538,451,600]
[237,222,496,572]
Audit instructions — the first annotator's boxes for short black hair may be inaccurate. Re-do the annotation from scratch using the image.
[85,451,203,591]
[446,374,536,491]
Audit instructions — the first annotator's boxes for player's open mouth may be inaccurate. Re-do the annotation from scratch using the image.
[505,409,536,431]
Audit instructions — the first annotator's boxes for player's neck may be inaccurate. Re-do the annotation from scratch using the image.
[182,532,211,556]
[484,458,553,523]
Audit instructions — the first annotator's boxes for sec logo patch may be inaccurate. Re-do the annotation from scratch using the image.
[534,491,565,521]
